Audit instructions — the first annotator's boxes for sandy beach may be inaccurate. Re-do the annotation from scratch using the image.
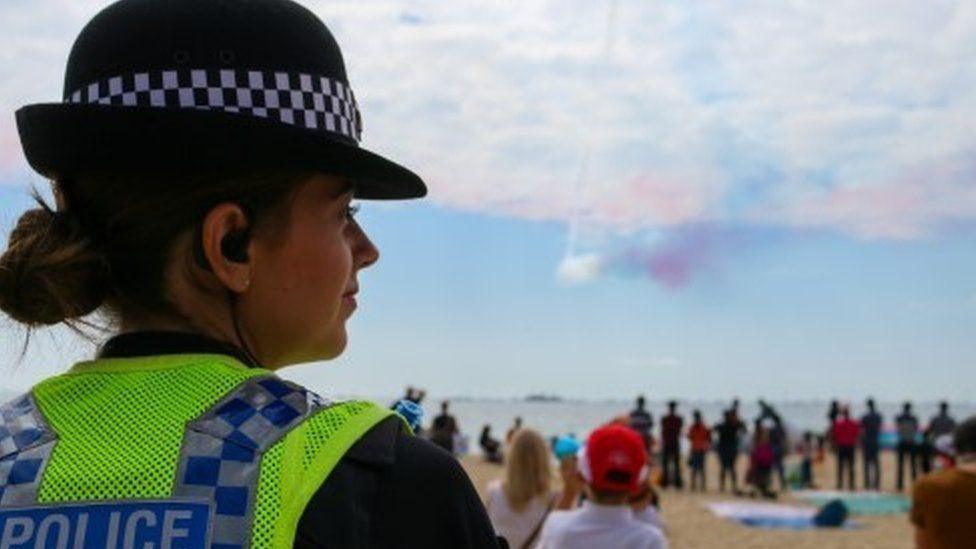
[462,450,915,549]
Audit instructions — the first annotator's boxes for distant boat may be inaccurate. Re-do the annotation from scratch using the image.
[525,394,564,402]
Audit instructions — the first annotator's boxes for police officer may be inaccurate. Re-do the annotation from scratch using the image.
[0,0,504,547]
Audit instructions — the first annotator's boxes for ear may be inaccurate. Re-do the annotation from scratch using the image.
[200,202,252,293]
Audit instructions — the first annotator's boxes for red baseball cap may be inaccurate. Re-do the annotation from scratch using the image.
[581,424,647,493]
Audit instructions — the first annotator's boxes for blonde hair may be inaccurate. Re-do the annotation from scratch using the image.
[502,428,552,512]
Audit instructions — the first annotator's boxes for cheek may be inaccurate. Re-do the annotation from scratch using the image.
[273,238,349,313]
[251,233,352,340]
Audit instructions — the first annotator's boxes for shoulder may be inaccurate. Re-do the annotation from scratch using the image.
[486,479,503,502]
[539,509,576,538]
[394,428,469,480]
[918,469,970,491]
[616,518,667,549]
[643,524,668,549]
[298,416,502,547]
[637,522,667,547]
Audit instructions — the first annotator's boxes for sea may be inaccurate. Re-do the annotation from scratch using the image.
[427,398,976,450]
[4,388,974,454]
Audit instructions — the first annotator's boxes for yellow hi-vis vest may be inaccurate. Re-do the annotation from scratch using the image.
[0,354,394,549]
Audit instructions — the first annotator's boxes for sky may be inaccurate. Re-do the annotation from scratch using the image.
[1,0,975,401]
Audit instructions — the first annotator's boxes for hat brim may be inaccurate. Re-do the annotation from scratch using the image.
[15,103,427,200]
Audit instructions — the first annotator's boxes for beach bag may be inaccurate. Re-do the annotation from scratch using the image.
[813,499,848,527]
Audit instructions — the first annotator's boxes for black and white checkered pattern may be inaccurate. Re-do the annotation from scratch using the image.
[65,68,362,143]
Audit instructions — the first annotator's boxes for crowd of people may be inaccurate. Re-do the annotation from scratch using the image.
[396,390,976,548]
[409,392,968,500]
[620,396,965,498]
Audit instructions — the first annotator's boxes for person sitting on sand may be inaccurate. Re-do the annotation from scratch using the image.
[911,416,976,549]
[486,429,557,549]
[536,424,668,549]
[481,424,504,464]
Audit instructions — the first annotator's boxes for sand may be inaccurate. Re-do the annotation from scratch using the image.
[462,450,915,549]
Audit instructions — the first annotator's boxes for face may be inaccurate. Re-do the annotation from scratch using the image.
[242,174,378,367]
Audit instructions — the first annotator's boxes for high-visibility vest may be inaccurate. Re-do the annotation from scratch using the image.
[0,354,394,549]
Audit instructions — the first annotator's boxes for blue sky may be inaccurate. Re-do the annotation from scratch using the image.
[1,1,975,400]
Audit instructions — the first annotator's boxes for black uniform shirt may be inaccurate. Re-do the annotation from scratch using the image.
[97,331,507,549]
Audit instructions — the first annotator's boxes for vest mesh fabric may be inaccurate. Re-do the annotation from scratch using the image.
[33,355,268,503]
[251,400,389,549]
[22,354,392,549]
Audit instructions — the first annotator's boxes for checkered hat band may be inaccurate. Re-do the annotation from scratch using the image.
[65,68,362,142]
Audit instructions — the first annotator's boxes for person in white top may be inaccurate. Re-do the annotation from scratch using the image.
[537,424,668,549]
[486,428,557,549]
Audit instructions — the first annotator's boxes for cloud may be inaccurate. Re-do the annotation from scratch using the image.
[3,0,976,244]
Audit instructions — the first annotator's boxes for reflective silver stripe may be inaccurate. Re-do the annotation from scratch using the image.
[0,392,57,506]
[172,376,327,549]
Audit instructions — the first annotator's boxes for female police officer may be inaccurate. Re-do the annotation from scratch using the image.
[0,0,504,547]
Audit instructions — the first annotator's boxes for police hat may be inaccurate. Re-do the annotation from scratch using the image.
[15,0,426,200]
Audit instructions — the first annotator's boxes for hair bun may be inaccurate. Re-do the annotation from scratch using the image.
[0,206,110,326]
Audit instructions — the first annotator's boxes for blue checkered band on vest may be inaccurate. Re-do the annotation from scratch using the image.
[172,376,329,549]
[0,393,57,507]
[65,68,362,143]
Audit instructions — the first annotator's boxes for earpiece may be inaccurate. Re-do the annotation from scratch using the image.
[192,223,250,271]
[220,229,250,263]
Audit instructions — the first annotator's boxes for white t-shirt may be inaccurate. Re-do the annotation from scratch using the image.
[485,479,553,549]
[536,502,668,549]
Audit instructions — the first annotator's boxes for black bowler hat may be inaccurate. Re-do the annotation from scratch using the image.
[15,0,426,200]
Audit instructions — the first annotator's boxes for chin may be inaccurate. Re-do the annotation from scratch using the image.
[318,331,348,361]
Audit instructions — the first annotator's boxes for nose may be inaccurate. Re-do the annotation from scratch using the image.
[350,219,379,270]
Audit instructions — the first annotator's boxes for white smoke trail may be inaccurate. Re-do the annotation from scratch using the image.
[556,0,618,286]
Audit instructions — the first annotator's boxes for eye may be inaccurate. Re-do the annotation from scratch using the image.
[345,203,361,220]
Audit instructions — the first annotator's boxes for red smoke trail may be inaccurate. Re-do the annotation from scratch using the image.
[613,228,718,289]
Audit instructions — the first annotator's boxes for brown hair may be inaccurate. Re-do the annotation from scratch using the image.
[0,170,311,332]
[502,428,552,512]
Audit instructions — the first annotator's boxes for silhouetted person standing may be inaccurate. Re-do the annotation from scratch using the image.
[431,400,459,454]
[897,402,920,490]
[661,400,684,489]
[757,401,788,491]
[832,407,859,490]
[715,410,743,493]
[926,401,957,470]
[506,416,523,444]
[860,398,883,490]
[687,410,711,492]
[629,395,654,454]
[826,400,840,448]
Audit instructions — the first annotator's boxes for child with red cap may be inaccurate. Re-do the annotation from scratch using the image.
[536,424,668,549]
